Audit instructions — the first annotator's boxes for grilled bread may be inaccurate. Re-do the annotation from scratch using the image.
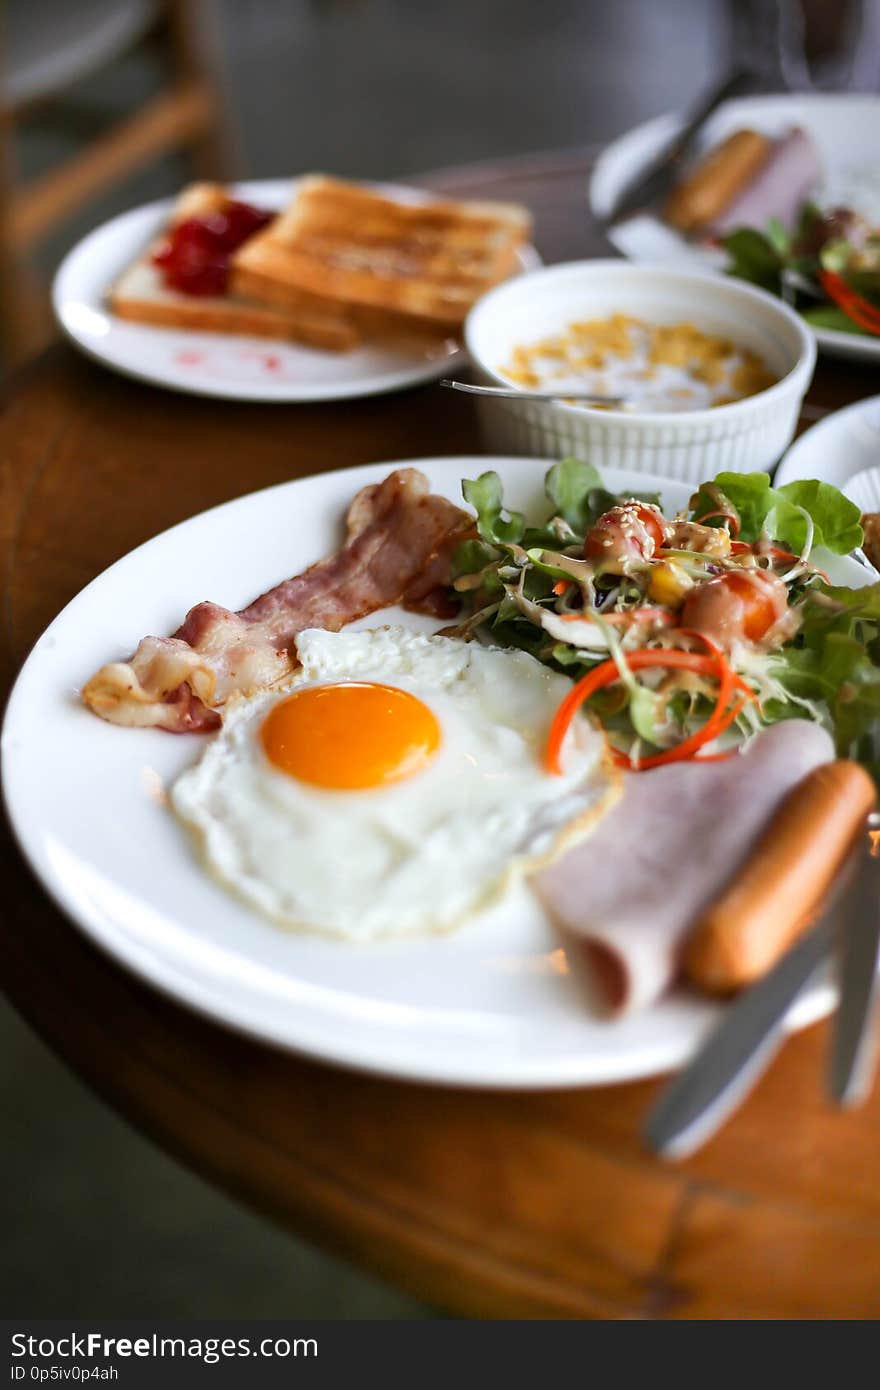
[109,183,359,351]
[231,174,532,331]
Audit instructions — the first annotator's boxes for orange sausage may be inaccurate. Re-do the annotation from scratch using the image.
[664,129,772,233]
[683,759,876,994]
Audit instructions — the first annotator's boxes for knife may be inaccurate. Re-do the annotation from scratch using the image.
[644,913,837,1160]
[828,812,880,1107]
[600,67,754,229]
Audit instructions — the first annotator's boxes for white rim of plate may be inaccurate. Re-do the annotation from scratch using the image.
[776,392,880,503]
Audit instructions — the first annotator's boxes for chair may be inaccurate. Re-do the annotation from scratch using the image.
[1,0,236,369]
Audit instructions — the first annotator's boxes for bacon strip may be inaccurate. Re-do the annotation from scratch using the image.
[82,468,473,732]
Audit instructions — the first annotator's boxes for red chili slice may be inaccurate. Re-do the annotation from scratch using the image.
[820,270,880,336]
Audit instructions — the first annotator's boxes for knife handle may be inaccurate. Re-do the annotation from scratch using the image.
[683,760,877,995]
[828,812,880,1108]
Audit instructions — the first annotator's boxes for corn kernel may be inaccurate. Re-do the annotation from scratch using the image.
[648,559,693,606]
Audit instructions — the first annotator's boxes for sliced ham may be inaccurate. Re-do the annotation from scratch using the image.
[534,720,835,1015]
[82,468,473,732]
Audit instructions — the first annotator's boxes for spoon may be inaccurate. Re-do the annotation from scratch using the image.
[440,379,628,406]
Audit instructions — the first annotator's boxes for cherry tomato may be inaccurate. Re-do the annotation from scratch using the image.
[681,569,787,645]
[584,503,666,571]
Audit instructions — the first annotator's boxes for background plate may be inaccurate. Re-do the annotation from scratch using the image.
[53,178,540,402]
[2,457,867,1087]
[776,395,880,519]
[590,93,880,364]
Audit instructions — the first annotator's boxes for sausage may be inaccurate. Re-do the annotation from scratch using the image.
[708,126,822,236]
[683,759,877,994]
[664,129,772,233]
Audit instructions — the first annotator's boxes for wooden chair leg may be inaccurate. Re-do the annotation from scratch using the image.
[0,111,52,373]
[10,82,222,250]
[0,0,240,369]
[161,0,240,181]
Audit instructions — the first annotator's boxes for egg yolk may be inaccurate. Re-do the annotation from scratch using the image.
[260,682,441,790]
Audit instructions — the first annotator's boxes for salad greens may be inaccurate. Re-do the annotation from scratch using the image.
[723,203,827,296]
[768,584,880,779]
[688,471,864,554]
[723,202,880,339]
[452,458,880,782]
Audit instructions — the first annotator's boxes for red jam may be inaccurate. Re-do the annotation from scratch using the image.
[152,201,274,296]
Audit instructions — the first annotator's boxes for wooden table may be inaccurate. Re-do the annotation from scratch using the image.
[3,151,880,1321]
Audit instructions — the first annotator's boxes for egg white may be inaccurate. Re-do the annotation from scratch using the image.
[171,626,619,940]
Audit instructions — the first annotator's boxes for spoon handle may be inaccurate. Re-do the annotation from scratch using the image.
[440,379,626,406]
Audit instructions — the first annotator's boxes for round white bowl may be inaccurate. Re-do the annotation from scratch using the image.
[464,260,816,484]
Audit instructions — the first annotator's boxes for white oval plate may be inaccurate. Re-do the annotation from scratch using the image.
[2,457,867,1088]
[590,93,880,364]
[53,179,540,403]
[776,395,880,518]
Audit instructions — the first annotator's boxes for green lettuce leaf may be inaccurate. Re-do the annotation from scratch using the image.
[722,227,782,294]
[802,304,873,336]
[524,548,581,583]
[451,538,504,596]
[689,472,777,542]
[544,457,603,532]
[770,583,880,781]
[452,537,498,576]
[775,480,864,555]
[461,471,525,545]
[688,472,863,555]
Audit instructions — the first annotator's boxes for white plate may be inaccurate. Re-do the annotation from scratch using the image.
[2,457,867,1088]
[776,394,880,514]
[53,179,540,403]
[590,93,880,364]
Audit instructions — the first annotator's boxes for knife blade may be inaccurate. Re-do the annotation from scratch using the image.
[644,915,836,1160]
[600,67,753,229]
[828,813,880,1107]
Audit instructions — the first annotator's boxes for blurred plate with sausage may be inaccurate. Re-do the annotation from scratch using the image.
[591,92,880,363]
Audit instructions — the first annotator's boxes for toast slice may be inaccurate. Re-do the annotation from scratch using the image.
[231,174,532,330]
[232,262,458,351]
[109,183,360,352]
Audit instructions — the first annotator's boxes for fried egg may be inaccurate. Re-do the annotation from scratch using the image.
[171,626,618,940]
